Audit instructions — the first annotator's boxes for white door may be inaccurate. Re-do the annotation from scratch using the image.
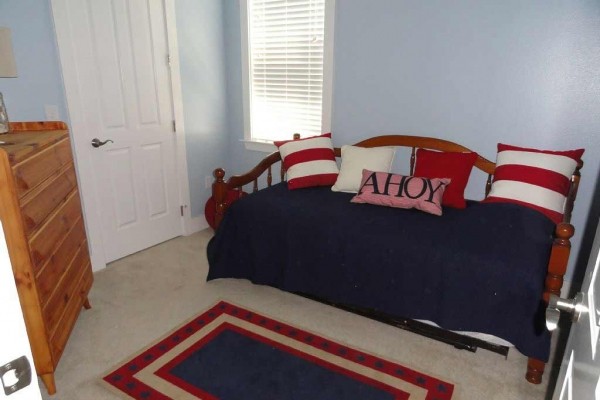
[0,224,42,400]
[552,219,600,399]
[52,0,184,264]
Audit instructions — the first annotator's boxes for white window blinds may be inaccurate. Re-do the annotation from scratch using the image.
[248,0,326,142]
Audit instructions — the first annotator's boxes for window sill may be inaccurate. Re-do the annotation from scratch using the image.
[241,139,277,153]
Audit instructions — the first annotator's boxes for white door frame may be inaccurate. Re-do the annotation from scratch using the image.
[0,223,42,400]
[51,0,193,271]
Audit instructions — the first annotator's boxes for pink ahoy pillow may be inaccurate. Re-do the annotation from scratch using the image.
[351,170,451,216]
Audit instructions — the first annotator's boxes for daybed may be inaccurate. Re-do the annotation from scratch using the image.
[206,134,583,384]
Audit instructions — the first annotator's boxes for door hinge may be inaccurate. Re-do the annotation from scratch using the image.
[167,54,172,67]
[172,120,176,132]
[180,205,186,217]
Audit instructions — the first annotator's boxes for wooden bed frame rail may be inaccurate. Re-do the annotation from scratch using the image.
[211,134,583,384]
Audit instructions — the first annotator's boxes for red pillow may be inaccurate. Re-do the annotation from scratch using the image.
[274,133,339,190]
[484,143,584,223]
[413,149,478,209]
[351,170,450,216]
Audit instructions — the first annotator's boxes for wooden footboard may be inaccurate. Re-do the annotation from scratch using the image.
[211,134,583,384]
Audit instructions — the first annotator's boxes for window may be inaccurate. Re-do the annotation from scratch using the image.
[241,0,335,147]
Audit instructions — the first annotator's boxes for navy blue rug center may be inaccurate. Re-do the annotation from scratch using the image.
[168,326,393,400]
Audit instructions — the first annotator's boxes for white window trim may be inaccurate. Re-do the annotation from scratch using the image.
[240,0,336,152]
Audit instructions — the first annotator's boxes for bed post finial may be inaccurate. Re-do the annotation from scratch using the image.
[214,168,225,181]
[293,133,301,140]
[213,168,227,228]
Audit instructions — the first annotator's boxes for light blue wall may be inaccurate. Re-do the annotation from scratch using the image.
[2,1,598,282]
[0,0,68,122]
[223,0,266,181]
[175,0,230,217]
[0,0,230,219]
[333,0,600,283]
[225,0,600,282]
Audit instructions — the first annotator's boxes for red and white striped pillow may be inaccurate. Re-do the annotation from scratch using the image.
[274,133,339,190]
[484,143,584,223]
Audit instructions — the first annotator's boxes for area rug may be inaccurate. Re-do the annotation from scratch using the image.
[103,301,454,399]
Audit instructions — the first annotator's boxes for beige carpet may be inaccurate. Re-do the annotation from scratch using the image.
[40,229,555,399]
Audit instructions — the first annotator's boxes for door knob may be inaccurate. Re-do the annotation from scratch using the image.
[91,138,114,148]
[545,292,586,331]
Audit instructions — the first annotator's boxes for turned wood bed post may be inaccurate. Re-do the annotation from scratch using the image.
[213,168,228,228]
[526,223,575,384]
[526,159,583,384]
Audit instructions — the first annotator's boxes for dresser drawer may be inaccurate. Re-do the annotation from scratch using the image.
[20,163,78,236]
[36,218,87,307]
[28,189,82,273]
[13,138,72,199]
[49,265,93,362]
[43,245,90,339]
[0,123,92,394]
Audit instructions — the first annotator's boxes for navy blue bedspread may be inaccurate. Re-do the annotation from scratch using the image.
[207,183,555,361]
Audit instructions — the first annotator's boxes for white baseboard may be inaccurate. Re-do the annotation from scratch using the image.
[184,215,209,235]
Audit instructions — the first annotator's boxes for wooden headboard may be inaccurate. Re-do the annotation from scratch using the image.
[214,134,583,224]
[337,135,496,197]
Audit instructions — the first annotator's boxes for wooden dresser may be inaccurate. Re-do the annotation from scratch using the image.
[0,121,93,395]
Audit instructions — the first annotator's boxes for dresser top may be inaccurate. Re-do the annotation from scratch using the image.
[0,130,69,164]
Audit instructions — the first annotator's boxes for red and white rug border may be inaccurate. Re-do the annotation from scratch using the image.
[101,300,455,400]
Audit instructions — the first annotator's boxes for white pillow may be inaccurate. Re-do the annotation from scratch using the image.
[331,145,396,193]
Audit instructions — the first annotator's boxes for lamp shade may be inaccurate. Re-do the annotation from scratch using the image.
[0,27,17,78]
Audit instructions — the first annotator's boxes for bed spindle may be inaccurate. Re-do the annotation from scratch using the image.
[410,147,416,175]
[485,174,493,197]
[280,163,285,182]
[267,166,272,187]
[563,160,583,223]
[253,179,258,193]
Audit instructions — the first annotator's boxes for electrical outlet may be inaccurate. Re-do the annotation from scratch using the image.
[205,176,212,189]
[44,105,59,121]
